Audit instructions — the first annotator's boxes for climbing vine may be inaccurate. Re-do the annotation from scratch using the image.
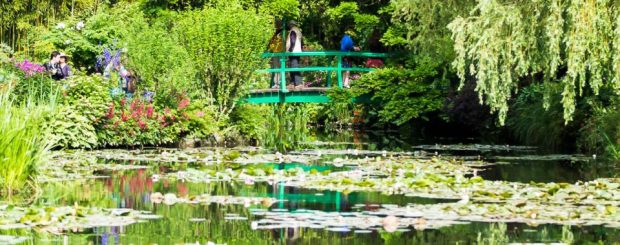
[449,0,620,125]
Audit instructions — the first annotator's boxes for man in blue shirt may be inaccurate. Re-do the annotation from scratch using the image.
[340,30,360,88]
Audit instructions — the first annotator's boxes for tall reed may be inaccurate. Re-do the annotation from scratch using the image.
[0,88,54,199]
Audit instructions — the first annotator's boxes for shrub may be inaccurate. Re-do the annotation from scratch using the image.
[97,97,185,147]
[231,104,271,142]
[43,75,112,149]
[125,16,196,108]
[174,3,272,121]
[352,61,447,126]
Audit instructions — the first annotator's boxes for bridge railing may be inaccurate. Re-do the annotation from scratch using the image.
[259,51,388,93]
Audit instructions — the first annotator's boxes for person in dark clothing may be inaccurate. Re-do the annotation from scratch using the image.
[286,21,303,89]
[43,51,63,80]
[340,30,360,88]
[58,53,72,79]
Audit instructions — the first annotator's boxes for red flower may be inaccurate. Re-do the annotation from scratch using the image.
[146,105,154,118]
[106,103,115,119]
[121,111,129,122]
[129,100,137,111]
[138,120,147,130]
[178,97,190,110]
[120,98,126,107]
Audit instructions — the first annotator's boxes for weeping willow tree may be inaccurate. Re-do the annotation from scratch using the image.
[449,0,620,125]
[384,0,476,60]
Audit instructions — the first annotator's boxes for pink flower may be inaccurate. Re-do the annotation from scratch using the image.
[15,60,45,78]
[146,105,154,118]
[138,121,147,130]
[178,97,190,110]
[195,111,205,117]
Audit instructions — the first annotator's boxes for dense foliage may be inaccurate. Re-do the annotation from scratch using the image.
[353,62,447,126]
[4,0,620,157]
[0,87,53,198]
[174,3,271,121]
[449,0,620,125]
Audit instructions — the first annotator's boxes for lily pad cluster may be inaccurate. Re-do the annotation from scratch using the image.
[39,152,148,182]
[149,192,276,207]
[250,208,467,232]
[0,204,160,233]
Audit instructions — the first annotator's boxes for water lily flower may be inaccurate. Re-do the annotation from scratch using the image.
[150,192,164,204]
[244,177,255,185]
[244,199,251,208]
[382,215,399,232]
[151,174,160,182]
[163,193,178,205]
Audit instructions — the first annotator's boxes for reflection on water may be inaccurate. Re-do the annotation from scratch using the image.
[3,131,620,244]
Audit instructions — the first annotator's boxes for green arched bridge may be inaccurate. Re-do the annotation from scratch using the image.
[243,51,387,104]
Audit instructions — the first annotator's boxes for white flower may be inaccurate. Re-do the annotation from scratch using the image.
[64,39,72,45]
[76,21,85,30]
[56,22,66,29]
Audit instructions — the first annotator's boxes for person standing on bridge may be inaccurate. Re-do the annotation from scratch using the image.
[340,30,360,88]
[286,20,304,89]
[267,20,284,88]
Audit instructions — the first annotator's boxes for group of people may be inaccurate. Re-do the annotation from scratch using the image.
[43,51,72,80]
[42,50,137,98]
[268,20,381,89]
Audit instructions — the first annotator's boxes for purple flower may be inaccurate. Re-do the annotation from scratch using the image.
[15,60,45,77]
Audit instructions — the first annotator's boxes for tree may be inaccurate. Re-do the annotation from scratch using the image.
[449,0,620,125]
[174,1,271,122]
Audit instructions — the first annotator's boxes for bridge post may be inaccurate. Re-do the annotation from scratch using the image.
[337,55,343,88]
[280,57,287,93]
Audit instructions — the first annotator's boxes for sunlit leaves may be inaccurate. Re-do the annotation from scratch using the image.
[449,0,620,125]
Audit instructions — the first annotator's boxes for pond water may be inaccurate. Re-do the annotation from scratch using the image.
[2,131,620,244]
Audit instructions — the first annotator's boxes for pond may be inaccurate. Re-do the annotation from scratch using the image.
[1,131,620,244]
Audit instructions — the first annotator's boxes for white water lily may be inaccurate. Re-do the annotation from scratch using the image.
[150,192,164,204]
[382,215,399,232]
[163,193,178,205]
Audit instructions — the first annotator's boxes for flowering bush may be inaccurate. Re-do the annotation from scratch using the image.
[43,75,111,149]
[97,97,187,147]
[15,60,46,78]
[9,59,59,104]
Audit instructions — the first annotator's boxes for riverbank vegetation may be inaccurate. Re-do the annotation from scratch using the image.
[2,0,620,198]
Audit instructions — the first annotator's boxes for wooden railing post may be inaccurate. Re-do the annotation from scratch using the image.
[280,56,287,93]
[337,55,343,88]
